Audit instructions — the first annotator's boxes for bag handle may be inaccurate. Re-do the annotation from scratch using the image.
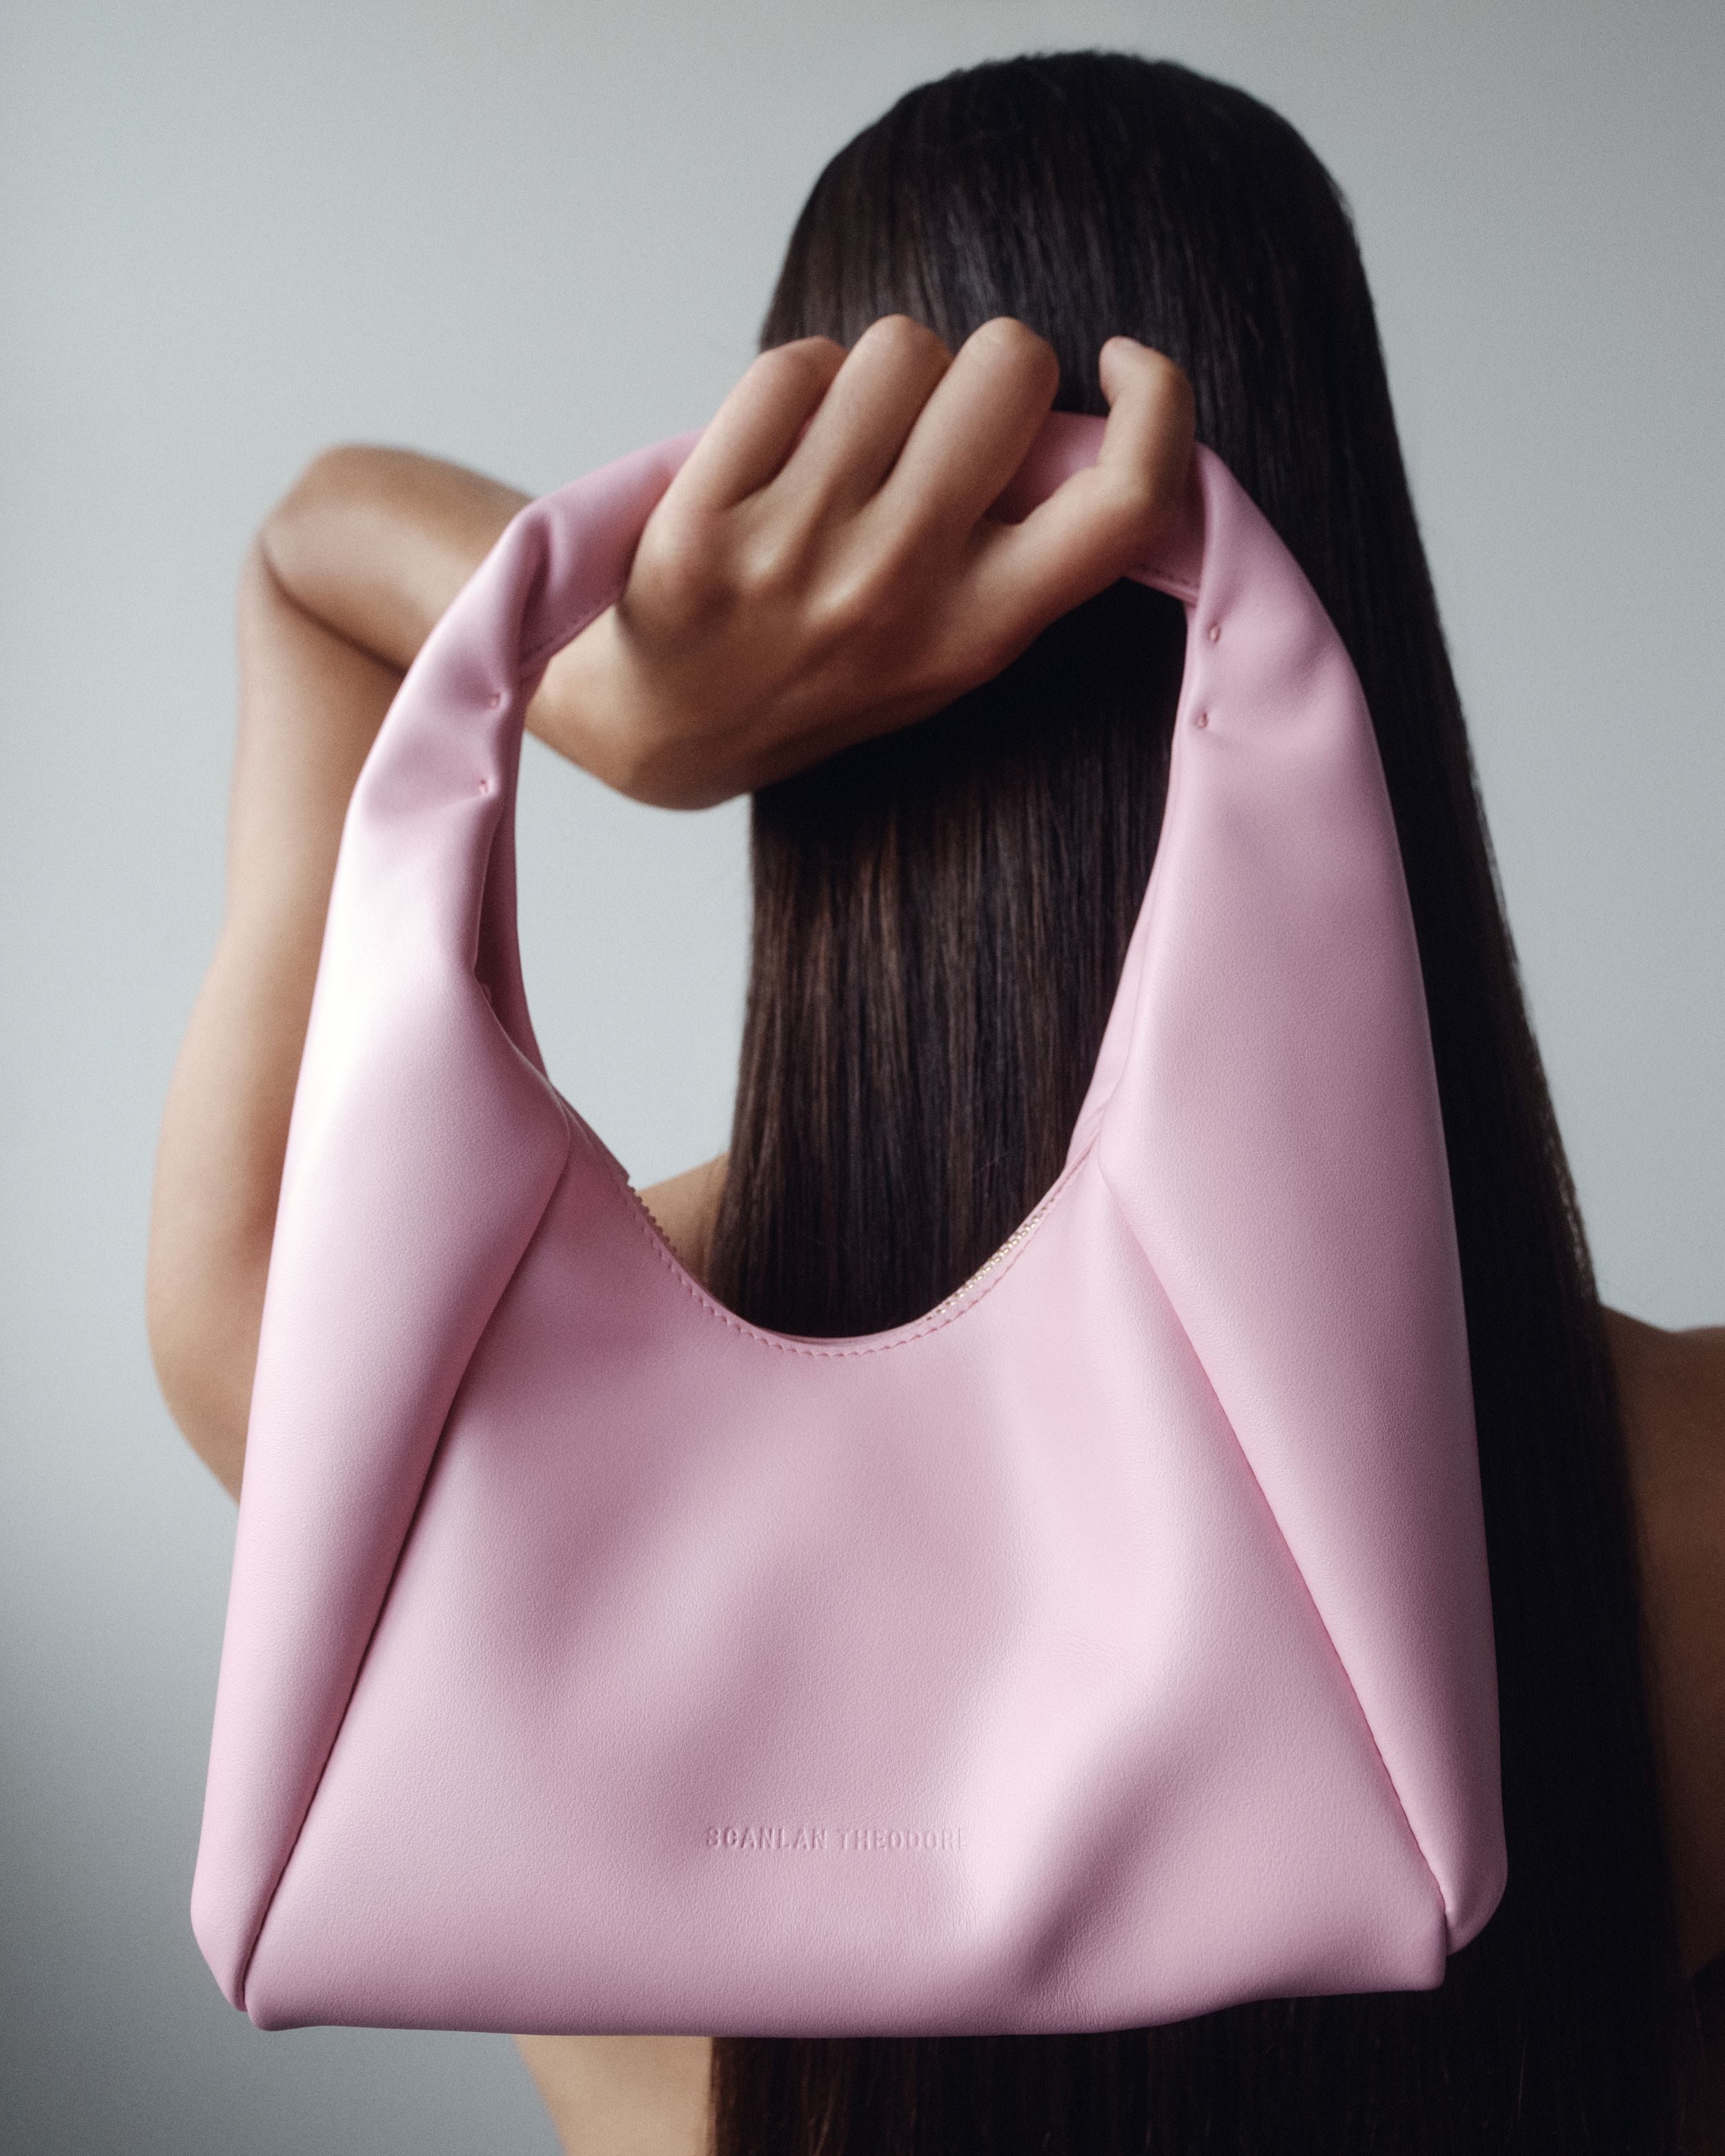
[357,412,1203,1077]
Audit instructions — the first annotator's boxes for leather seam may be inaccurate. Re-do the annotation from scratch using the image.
[1095,1158,1451,1935]
[233,1113,575,2016]
[582,1111,1091,1358]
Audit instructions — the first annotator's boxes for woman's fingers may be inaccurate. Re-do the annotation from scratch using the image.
[768,315,954,520]
[1094,335,1197,524]
[878,317,1063,543]
[966,339,1196,648]
[550,324,1196,809]
[668,337,847,511]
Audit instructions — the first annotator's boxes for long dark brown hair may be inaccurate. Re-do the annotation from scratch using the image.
[703,51,1690,2153]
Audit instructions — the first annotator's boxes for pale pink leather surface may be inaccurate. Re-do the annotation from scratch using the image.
[191,414,1506,2035]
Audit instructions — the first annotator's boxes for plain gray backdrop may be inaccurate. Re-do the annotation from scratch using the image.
[2,1,1719,2149]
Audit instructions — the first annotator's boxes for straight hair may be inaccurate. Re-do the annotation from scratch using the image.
[704,50,1690,2152]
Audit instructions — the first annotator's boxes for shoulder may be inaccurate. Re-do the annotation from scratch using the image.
[1605,1307,1725,1983]
[635,1152,728,1290]
[1608,1307,1725,1432]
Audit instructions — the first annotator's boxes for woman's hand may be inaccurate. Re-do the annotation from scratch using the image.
[534,318,1194,809]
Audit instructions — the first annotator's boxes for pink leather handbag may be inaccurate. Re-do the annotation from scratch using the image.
[192,412,1506,2037]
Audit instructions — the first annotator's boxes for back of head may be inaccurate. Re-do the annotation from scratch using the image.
[706,50,1688,2153]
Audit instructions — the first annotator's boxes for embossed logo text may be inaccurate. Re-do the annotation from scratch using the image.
[707,1825,963,1853]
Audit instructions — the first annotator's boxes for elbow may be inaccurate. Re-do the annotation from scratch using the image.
[257,443,381,604]
[266,441,381,526]
[256,442,432,669]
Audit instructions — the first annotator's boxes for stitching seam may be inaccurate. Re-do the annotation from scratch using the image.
[576,1111,1089,1358]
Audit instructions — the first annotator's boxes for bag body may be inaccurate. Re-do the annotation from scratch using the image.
[191,415,1506,2036]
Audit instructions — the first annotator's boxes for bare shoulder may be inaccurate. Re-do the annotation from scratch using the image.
[1607,1307,1725,1447]
[1604,1307,1725,1985]
[636,1152,729,1290]
[1607,1307,1725,1543]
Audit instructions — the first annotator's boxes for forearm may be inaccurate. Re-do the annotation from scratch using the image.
[147,543,402,1494]
[150,447,548,1494]
[259,446,620,773]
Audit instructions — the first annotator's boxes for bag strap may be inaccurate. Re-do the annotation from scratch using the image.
[379,412,1203,1076]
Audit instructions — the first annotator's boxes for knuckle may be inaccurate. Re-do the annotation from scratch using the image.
[733,519,811,604]
[803,564,880,646]
[848,530,930,615]
[1101,472,1170,555]
[633,509,731,622]
[806,547,911,654]
[816,536,947,660]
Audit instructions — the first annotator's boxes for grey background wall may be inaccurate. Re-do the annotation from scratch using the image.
[2,1,1719,2148]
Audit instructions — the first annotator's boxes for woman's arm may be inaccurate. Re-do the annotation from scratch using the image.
[260,443,531,672]
[145,455,533,1496]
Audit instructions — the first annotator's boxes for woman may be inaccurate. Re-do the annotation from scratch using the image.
[147,50,1722,2156]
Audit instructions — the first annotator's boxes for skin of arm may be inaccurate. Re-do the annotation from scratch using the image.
[144,541,407,1498]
